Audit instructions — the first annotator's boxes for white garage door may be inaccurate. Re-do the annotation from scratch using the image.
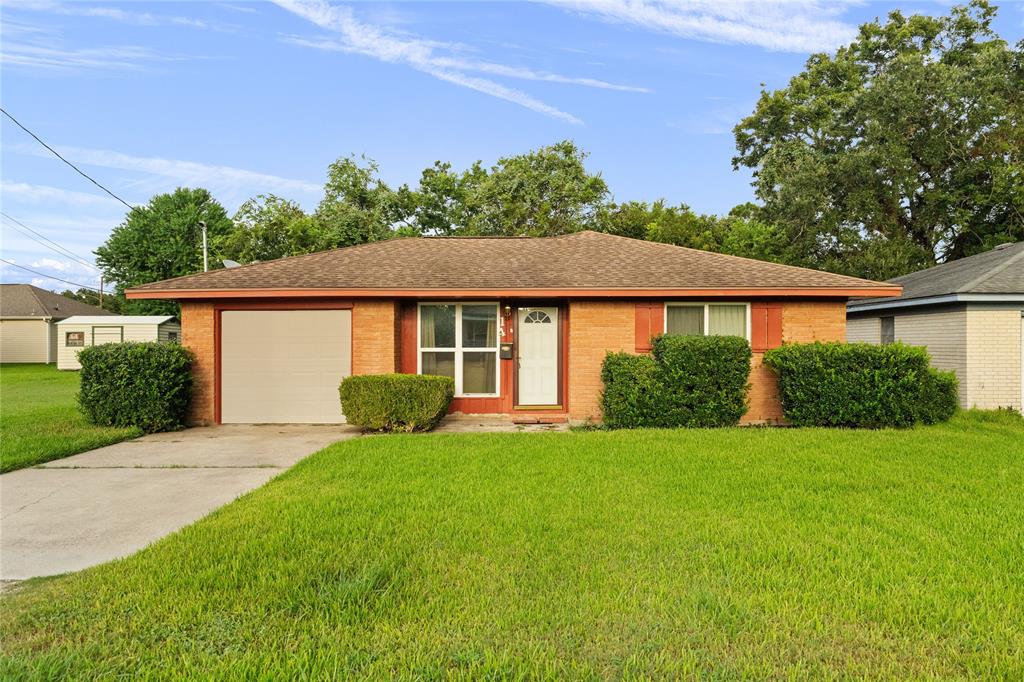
[220,310,351,424]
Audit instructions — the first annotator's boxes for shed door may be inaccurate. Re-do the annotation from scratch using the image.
[220,310,351,424]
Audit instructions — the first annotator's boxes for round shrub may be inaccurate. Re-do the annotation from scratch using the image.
[652,334,752,427]
[601,334,753,429]
[763,342,959,428]
[916,368,959,424]
[600,353,660,429]
[339,374,454,432]
[78,342,193,432]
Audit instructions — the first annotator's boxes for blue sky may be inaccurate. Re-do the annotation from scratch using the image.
[2,0,1022,291]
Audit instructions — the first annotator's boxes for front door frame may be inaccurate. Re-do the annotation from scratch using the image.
[513,302,567,410]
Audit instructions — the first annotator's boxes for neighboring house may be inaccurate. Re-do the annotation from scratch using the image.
[56,316,182,370]
[847,242,1024,413]
[0,284,114,364]
[126,231,898,425]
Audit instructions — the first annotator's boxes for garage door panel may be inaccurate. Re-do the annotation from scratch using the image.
[220,310,351,424]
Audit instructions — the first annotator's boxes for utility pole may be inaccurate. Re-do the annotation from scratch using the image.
[99,275,104,309]
[199,220,208,272]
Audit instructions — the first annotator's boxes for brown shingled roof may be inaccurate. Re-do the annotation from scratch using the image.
[0,284,114,319]
[128,231,898,299]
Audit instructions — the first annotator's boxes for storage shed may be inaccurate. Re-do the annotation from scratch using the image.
[57,316,181,370]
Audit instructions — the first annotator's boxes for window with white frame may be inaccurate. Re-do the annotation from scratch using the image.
[418,303,500,396]
[665,303,750,339]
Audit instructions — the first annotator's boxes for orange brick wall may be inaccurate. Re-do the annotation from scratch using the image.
[180,301,216,426]
[568,301,635,421]
[782,301,847,343]
[566,299,847,424]
[352,300,399,375]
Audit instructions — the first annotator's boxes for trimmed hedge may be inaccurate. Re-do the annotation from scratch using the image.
[78,342,193,432]
[918,368,959,425]
[339,374,454,432]
[600,353,661,429]
[763,342,959,428]
[601,334,752,428]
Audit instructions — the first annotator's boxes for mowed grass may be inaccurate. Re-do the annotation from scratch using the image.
[0,364,141,472]
[2,411,1023,679]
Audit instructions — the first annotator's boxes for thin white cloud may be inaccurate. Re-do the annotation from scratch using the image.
[14,144,322,198]
[539,0,858,53]
[5,1,232,31]
[0,42,184,72]
[287,36,649,93]
[273,0,648,124]
[0,181,126,208]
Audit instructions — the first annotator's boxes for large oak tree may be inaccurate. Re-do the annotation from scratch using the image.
[733,0,1023,280]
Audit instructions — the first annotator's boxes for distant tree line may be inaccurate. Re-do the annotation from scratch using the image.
[90,0,1022,315]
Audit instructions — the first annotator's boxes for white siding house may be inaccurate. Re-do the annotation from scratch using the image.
[57,316,181,370]
[0,284,114,364]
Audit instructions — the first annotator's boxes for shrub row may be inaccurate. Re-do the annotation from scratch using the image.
[78,342,193,432]
[601,335,752,428]
[340,374,454,432]
[763,342,958,428]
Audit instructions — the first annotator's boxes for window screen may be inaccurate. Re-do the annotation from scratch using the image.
[708,305,746,337]
[666,306,704,335]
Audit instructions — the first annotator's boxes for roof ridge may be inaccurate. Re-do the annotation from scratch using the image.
[957,243,1024,293]
[579,230,894,288]
[24,284,50,317]
[132,235,425,288]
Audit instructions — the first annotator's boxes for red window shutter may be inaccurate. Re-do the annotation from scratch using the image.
[635,301,663,353]
[399,303,418,373]
[766,305,782,349]
[751,303,782,352]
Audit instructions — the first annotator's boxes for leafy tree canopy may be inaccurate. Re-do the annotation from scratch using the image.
[414,140,608,236]
[733,0,1023,279]
[60,288,122,314]
[95,188,232,315]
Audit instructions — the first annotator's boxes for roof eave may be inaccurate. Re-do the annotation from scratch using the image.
[127,285,902,300]
[847,292,1024,313]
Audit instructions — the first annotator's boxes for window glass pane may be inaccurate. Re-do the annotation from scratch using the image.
[462,352,497,394]
[708,305,746,337]
[462,305,497,348]
[421,351,455,379]
[420,304,455,348]
[666,306,704,335]
[880,317,895,344]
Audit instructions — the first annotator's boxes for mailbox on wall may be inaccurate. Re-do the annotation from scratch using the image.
[499,343,514,359]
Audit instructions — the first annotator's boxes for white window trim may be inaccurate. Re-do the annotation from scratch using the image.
[417,302,501,398]
[664,302,752,342]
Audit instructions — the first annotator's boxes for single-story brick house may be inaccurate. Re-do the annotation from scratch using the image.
[126,231,898,425]
[848,241,1023,412]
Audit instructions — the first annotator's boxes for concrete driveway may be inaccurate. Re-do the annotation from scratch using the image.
[0,425,357,581]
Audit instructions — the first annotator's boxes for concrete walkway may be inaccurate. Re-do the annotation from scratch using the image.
[0,425,357,581]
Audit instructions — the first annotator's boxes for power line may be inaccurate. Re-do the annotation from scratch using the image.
[0,258,102,292]
[0,211,97,271]
[1,107,134,211]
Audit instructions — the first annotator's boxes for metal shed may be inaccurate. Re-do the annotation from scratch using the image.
[56,316,181,370]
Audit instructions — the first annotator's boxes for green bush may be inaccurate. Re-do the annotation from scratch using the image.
[339,374,454,432]
[653,335,753,427]
[763,342,959,428]
[78,342,193,432]
[601,335,752,428]
[600,353,660,429]
[917,368,959,424]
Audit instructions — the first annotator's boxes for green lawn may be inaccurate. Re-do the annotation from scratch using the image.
[2,411,1023,679]
[0,364,141,473]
